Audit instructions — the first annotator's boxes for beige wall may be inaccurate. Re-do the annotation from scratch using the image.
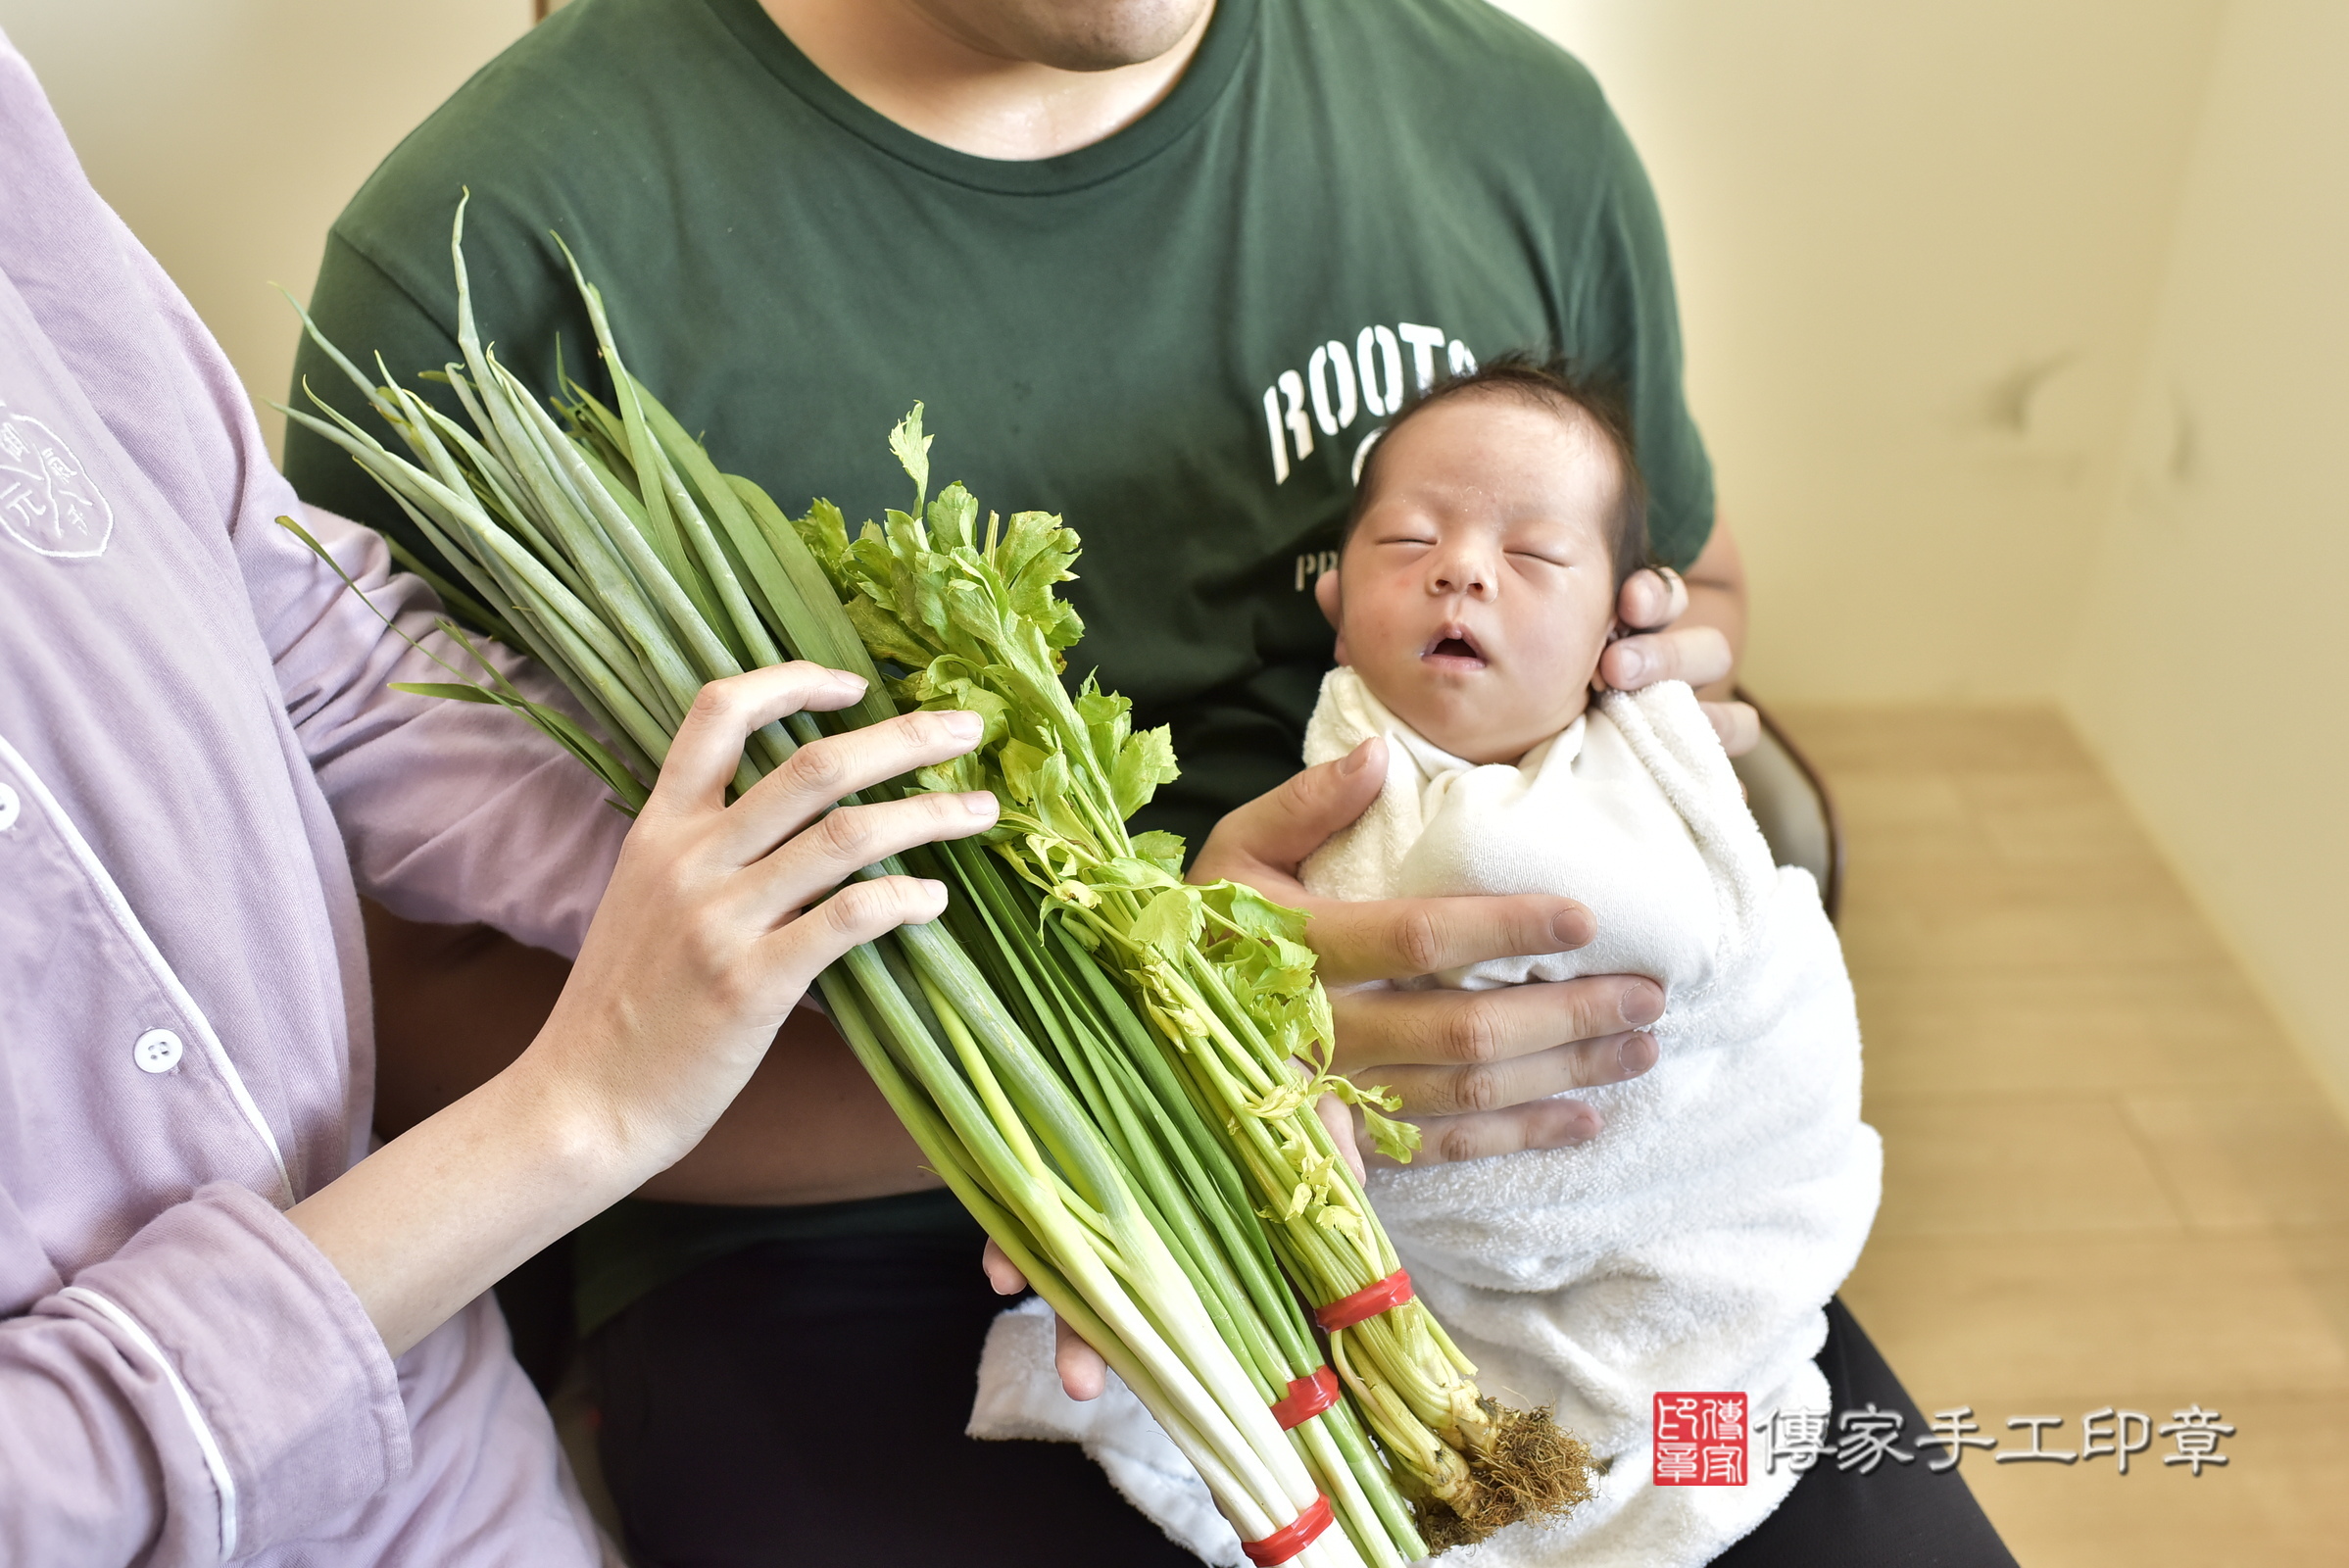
[0,0,529,458]
[1511,0,2349,1107]
[1498,0,2224,700]
[2063,0,2349,1108]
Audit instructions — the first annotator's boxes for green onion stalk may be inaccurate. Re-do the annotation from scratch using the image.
[278,199,1587,1559]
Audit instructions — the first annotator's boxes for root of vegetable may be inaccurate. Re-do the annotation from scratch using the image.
[1412,1401,1594,1550]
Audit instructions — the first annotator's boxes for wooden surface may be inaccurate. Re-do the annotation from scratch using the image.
[1779,704,2349,1566]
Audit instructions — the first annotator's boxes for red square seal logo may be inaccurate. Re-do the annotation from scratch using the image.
[1654,1392,1749,1486]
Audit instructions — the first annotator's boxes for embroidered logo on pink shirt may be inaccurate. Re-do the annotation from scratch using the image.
[0,403,113,558]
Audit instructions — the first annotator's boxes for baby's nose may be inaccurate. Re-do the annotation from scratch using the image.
[1431,559,1495,595]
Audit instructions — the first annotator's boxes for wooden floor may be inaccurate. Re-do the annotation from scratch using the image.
[1775,705,2349,1566]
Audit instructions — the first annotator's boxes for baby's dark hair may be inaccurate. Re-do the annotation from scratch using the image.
[1346,352,1652,592]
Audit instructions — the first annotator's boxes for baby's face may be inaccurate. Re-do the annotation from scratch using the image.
[1328,394,1621,765]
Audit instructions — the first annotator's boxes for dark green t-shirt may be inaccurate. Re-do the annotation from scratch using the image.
[287,0,1712,1331]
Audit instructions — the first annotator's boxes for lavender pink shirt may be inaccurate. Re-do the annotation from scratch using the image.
[0,34,631,1565]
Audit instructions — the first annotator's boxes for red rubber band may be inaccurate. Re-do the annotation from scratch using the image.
[1242,1494,1335,1566]
[1313,1267,1415,1333]
[1269,1366,1341,1430]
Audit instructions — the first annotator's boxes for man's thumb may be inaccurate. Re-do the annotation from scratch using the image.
[1215,737,1387,874]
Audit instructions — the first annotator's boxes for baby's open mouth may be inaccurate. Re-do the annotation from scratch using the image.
[1422,626,1487,667]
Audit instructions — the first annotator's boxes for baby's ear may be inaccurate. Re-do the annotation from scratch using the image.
[1314,564,1343,628]
[1314,566,1349,662]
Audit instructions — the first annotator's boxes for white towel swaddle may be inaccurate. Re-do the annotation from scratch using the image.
[969,670,1881,1568]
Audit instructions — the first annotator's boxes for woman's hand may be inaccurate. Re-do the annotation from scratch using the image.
[293,662,1000,1358]
[533,662,1000,1174]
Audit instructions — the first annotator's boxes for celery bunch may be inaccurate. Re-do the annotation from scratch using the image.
[796,416,1589,1548]
[280,199,1586,1560]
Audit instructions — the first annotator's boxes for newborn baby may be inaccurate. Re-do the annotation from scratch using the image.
[1300,359,1882,1567]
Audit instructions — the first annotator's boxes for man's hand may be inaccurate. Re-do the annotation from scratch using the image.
[1190,741,1663,1166]
[982,1240,1108,1401]
[1599,523,1756,756]
[991,731,1669,1402]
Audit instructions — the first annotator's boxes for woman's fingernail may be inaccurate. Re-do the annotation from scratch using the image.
[1614,647,1650,683]
[1340,739,1377,775]
[831,670,868,692]
[944,709,984,739]
[1620,981,1664,1027]
[959,791,999,818]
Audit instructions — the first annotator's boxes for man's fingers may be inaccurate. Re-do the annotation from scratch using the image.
[1391,1100,1609,1168]
[982,1240,1027,1296]
[1617,565,1688,633]
[1703,700,1761,758]
[1189,738,1387,884]
[1357,1028,1659,1116]
[1314,1092,1366,1184]
[1055,1316,1108,1402]
[1311,896,1600,991]
[648,663,871,815]
[1599,623,1733,694]
[1330,972,1660,1080]
[979,1242,1106,1401]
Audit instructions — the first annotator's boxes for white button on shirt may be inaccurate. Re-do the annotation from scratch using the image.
[0,781,20,832]
[133,1028,183,1074]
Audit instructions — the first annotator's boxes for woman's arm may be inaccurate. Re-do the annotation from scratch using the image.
[290,664,995,1356]
[0,667,989,1566]
[366,908,936,1205]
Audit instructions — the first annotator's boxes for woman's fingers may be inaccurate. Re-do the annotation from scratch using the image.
[716,707,988,863]
[1307,893,1598,989]
[646,663,870,816]
[1189,737,1387,886]
[1598,623,1733,694]
[754,873,950,998]
[744,789,999,924]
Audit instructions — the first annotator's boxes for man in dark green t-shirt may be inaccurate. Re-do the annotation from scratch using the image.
[288,3,2012,1564]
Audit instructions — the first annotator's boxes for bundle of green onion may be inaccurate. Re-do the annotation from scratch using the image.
[280,200,1588,1562]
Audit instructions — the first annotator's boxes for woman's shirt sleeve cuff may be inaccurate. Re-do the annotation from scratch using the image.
[42,1182,409,1560]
